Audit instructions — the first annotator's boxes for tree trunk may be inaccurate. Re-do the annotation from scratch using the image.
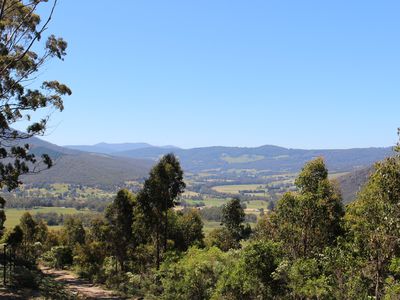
[156,228,160,270]
[164,209,168,252]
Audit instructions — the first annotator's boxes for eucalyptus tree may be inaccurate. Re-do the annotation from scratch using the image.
[221,197,249,242]
[346,156,400,299]
[105,189,135,271]
[271,157,344,258]
[0,0,71,235]
[137,153,185,268]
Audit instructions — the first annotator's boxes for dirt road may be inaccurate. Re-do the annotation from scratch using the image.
[40,266,123,299]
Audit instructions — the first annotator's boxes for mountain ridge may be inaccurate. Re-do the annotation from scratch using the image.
[16,137,394,191]
[65,142,180,154]
[110,144,393,173]
[19,137,153,186]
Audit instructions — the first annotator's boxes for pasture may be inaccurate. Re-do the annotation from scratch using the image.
[185,198,230,207]
[212,184,266,194]
[4,207,91,228]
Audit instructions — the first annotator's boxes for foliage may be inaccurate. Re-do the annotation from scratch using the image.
[74,241,106,282]
[270,157,344,258]
[9,153,400,299]
[137,153,185,268]
[158,247,228,300]
[213,240,284,299]
[346,156,400,298]
[42,245,73,269]
[221,198,245,240]
[321,240,370,299]
[286,258,331,299]
[205,227,239,251]
[61,216,85,247]
[168,209,204,251]
[105,189,135,271]
[0,0,71,191]
[4,224,23,249]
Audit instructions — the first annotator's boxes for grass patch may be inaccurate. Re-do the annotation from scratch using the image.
[244,200,269,210]
[212,184,266,194]
[4,207,91,228]
[221,154,264,164]
[203,220,222,233]
[328,172,350,179]
[186,198,230,207]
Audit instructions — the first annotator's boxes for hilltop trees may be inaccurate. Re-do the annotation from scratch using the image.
[0,0,71,191]
[137,153,185,268]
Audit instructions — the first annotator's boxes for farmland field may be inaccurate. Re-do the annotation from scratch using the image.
[212,184,266,194]
[221,154,264,163]
[4,207,92,228]
[203,220,222,233]
[185,198,230,207]
[243,200,269,210]
[328,172,350,179]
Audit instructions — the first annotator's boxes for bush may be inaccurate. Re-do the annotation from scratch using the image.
[74,242,106,283]
[11,266,38,289]
[42,246,73,269]
[205,228,240,251]
[213,240,285,299]
[157,247,229,299]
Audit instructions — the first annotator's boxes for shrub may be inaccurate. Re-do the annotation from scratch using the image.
[42,246,73,269]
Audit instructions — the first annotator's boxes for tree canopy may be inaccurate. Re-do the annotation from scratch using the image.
[0,0,71,192]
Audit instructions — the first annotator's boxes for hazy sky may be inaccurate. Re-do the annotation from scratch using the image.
[33,0,400,149]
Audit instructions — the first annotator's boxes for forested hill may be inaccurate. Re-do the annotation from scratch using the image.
[336,166,375,203]
[92,143,392,174]
[65,142,179,154]
[21,137,393,187]
[20,137,153,186]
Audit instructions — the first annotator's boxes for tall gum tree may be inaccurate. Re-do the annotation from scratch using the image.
[0,0,71,234]
[271,157,344,258]
[346,155,400,299]
[137,153,185,269]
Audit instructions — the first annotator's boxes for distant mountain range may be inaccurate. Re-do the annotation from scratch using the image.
[20,138,153,186]
[65,143,392,174]
[65,143,179,154]
[10,139,391,195]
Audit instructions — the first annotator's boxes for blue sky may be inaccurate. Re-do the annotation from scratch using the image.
[34,0,400,149]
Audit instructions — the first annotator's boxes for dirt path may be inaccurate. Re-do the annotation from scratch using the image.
[40,266,124,299]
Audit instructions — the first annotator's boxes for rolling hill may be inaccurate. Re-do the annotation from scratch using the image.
[336,166,374,203]
[65,142,179,154]
[19,137,153,186]
[20,138,394,191]
[110,145,393,174]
